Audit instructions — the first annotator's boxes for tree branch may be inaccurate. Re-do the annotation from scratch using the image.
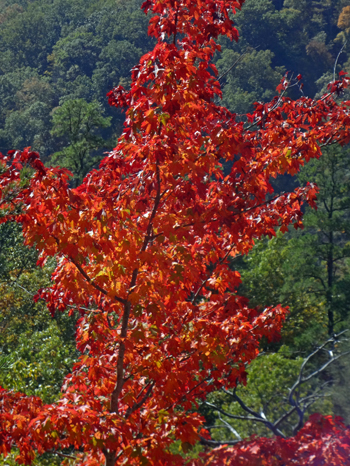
[218,48,256,83]
[69,255,127,305]
[203,332,349,444]
[125,381,154,419]
[199,436,241,447]
[222,388,286,437]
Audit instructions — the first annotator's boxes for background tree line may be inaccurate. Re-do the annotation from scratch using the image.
[1,0,350,463]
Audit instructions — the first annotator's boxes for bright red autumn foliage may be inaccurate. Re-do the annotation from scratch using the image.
[1,1,350,465]
[200,414,350,466]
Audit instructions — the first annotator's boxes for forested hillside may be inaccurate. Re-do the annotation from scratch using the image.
[0,0,349,164]
[1,0,350,464]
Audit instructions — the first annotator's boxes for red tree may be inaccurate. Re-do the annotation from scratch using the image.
[1,1,350,465]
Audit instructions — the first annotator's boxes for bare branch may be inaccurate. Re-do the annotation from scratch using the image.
[50,451,77,460]
[203,332,349,444]
[199,436,241,447]
[222,388,286,437]
[274,383,331,430]
[205,401,260,423]
[218,48,258,83]
[218,413,242,440]
[333,41,347,83]
[289,331,348,407]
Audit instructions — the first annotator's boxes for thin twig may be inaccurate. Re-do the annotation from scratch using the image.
[125,382,154,419]
[333,41,347,83]
[199,436,241,447]
[218,48,257,83]
[51,451,77,460]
